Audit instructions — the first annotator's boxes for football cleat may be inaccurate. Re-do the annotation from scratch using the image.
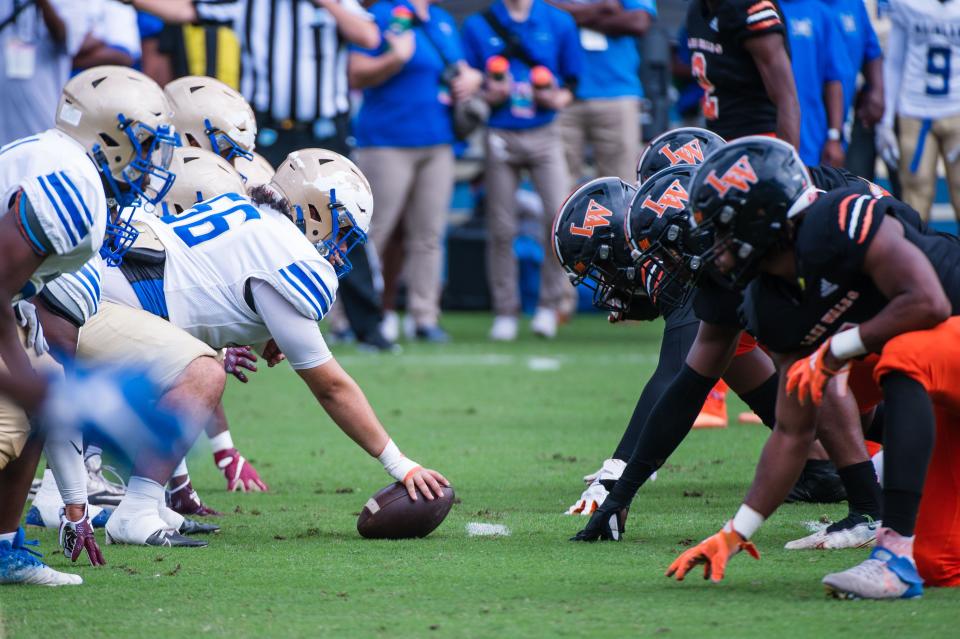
[178,518,220,536]
[785,514,880,550]
[166,479,223,517]
[105,510,206,547]
[822,547,923,600]
[59,506,106,566]
[85,454,126,506]
[214,447,268,492]
[570,500,629,542]
[785,460,847,504]
[530,308,558,339]
[28,478,40,499]
[566,459,625,515]
[28,471,112,529]
[0,528,83,586]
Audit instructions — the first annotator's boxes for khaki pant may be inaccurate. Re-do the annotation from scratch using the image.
[898,114,960,221]
[560,97,641,184]
[354,145,454,328]
[484,123,572,315]
[78,302,217,392]
[0,327,62,470]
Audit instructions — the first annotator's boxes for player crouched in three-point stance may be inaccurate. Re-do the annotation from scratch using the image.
[100,149,449,501]
[666,136,960,599]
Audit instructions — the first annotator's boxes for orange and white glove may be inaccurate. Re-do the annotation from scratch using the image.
[785,339,850,406]
[665,521,759,583]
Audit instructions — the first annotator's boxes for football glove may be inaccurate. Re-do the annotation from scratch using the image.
[875,124,900,169]
[570,498,628,542]
[14,300,48,356]
[214,447,268,492]
[785,339,850,406]
[224,346,258,383]
[59,505,106,566]
[665,522,759,583]
[566,458,625,515]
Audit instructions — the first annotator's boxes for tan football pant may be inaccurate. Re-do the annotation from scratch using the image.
[354,145,455,328]
[898,114,960,221]
[560,97,641,184]
[0,327,63,470]
[484,123,574,315]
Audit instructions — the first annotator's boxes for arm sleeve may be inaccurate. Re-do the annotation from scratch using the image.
[721,0,785,43]
[250,279,333,370]
[881,2,907,128]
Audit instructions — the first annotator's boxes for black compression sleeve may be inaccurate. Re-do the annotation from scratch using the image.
[734,373,778,429]
[608,364,718,504]
[881,373,935,537]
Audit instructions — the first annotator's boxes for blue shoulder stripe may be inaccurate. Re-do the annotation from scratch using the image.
[287,263,330,315]
[59,171,94,226]
[47,173,88,241]
[71,270,98,307]
[82,265,101,300]
[37,175,78,247]
[17,196,47,255]
[299,261,333,306]
[278,268,323,318]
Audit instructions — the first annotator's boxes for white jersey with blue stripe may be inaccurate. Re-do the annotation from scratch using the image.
[0,129,106,299]
[42,255,103,325]
[113,193,338,349]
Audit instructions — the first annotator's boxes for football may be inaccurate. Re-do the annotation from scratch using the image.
[356,482,455,539]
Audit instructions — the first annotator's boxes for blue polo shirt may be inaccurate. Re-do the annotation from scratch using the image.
[574,0,657,100]
[781,0,846,165]
[819,0,882,115]
[352,1,464,148]
[462,0,581,130]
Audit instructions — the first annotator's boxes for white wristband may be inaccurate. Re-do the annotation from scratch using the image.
[731,504,766,540]
[377,439,421,483]
[829,327,867,361]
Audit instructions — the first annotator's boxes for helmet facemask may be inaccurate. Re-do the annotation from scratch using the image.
[204,117,255,163]
[296,188,368,279]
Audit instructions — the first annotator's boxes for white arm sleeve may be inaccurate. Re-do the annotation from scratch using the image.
[881,11,907,129]
[250,279,333,370]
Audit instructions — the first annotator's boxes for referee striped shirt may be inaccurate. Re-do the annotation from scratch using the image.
[193,0,371,122]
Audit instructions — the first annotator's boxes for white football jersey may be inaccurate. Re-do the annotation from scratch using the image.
[116,193,339,349]
[41,255,103,325]
[0,129,106,300]
[889,0,960,119]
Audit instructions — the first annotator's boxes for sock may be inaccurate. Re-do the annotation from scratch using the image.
[120,476,164,512]
[738,374,778,428]
[0,532,15,544]
[209,431,234,454]
[84,445,103,461]
[172,458,189,478]
[836,461,883,520]
[878,526,915,559]
[44,436,87,505]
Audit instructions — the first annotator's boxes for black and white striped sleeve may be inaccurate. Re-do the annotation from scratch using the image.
[193,0,245,25]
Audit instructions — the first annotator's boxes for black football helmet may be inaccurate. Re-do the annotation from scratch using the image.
[624,165,700,309]
[688,136,818,290]
[553,177,639,310]
[636,127,726,185]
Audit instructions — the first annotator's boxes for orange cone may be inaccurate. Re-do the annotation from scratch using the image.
[694,380,728,429]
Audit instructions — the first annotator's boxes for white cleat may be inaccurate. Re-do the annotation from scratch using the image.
[530,307,558,339]
[785,516,880,550]
[822,547,923,599]
[380,311,400,343]
[0,528,82,586]
[27,470,109,529]
[85,454,125,506]
[489,315,518,342]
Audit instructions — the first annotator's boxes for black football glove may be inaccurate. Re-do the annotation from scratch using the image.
[570,498,629,542]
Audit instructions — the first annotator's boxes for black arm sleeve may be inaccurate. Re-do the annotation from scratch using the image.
[608,363,719,504]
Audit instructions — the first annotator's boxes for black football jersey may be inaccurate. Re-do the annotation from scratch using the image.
[740,189,960,354]
[685,0,787,139]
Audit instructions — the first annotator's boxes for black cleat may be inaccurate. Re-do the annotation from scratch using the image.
[179,518,220,535]
[145,530,208,547]
[786,460,847,504]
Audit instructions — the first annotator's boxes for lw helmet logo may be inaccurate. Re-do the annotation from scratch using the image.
[640,179,690,217]
[704,155,759,197]
[659,139,704,166]
[569,199,613,237]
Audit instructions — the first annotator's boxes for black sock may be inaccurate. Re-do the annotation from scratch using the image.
[737,373,778,429]
[881,373,935,537]
[837,461,882,519]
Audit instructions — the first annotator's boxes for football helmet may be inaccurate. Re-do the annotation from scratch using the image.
[636,127,725,185]
[625,165,700,308]
[56,66,179,264]
[234,152,275,187]
[268,149,373,279]
[164,76,256,162]
[552,177,639,310]
[159,148,245,217]
[688,136,817,289]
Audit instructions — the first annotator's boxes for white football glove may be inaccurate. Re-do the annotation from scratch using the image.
[566,458,626,516]
[14,300,48,356]
[875,124,900,169]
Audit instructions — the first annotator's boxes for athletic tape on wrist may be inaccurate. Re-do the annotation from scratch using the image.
[377,439,421,483]
[732,504,765,540]
[829,327,867,361]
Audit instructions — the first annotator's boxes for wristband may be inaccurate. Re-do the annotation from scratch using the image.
[827,128,841,142]
[731,503,765,540]
[377,439,421,483]
[829,327,867,361]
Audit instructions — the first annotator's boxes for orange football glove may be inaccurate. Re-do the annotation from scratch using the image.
[785,339,850,406]
[665,522,760,583]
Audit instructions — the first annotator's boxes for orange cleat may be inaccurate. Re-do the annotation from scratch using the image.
[694,381,728,429]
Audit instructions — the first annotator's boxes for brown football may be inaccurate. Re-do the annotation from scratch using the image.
[356,482,455,539]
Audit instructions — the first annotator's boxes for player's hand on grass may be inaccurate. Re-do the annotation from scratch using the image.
[224,346,258,383]
[570,499,627,541]
[785,339,850,406]
[60,506,106,566]
[403,467,450,502]
[665,523,759,583]
[215,447,269,492]
[261,339,286,367]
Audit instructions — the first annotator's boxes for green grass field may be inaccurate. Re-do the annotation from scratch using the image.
[2,313,957,638]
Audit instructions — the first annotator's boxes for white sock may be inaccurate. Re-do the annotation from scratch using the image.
[44,437,88,505]
[84,445,103,461]
[119,476,164,513]
[0,531,15,543]
[209,431,234,454]
[172,458,189,477]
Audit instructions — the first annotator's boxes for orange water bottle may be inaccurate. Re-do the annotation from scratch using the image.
[389,5,414,34]
[530,66,554,90]
[486,56,509,82]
